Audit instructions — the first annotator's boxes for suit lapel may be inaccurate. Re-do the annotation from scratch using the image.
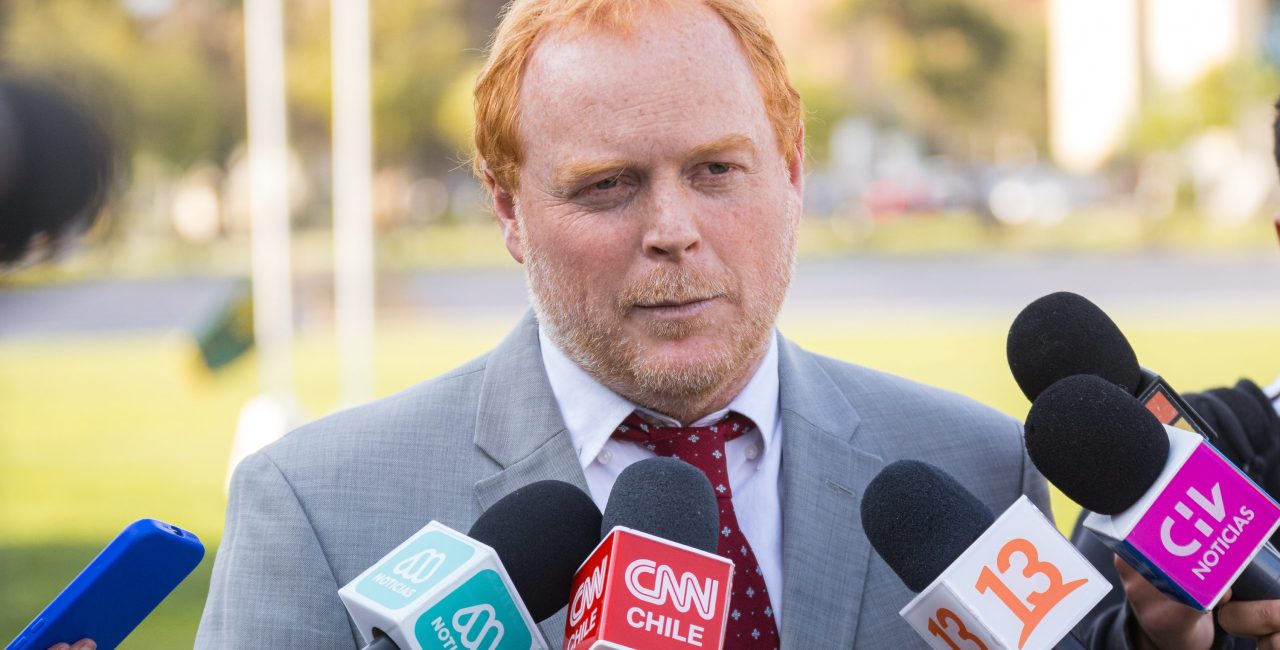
[777,336,884,648]
[470,312,588,644]
[471,311,589,507]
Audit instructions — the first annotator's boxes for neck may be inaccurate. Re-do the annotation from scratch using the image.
[614,344,769,426]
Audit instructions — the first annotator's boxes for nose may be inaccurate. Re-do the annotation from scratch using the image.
[642,182,700,261]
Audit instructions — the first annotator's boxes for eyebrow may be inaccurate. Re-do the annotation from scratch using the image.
[686,134,758,164]
[548,133,759,196]
[550,159,632,197]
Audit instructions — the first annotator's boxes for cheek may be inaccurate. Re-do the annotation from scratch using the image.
[528,211,638,294]
[707,190,795,274]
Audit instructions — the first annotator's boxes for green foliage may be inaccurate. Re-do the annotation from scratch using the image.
[829,0,1047,158]
[3,0,233,169]
[371,0,472,168]
[270,0,474,167]
[436,62,485,165]
[1128,57,1280,154]
[2,0,479,173]
[858,0,1011,116]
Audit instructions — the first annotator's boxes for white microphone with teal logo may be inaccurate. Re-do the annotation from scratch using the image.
[340,521,543,650]
[339,481,604,650]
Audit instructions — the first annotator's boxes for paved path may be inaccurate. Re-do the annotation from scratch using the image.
[2,251,1277,340]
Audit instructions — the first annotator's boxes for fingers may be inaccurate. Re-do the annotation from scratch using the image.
[1115,555,1215,650]
[1220,599,1280,637]
[1116,555,1174,609]
[48,641,95,650]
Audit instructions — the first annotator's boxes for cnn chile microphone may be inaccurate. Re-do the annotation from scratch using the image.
[339,480,602,650]
[862,461,1110,650]
[1025,374,1280,609]
[564,457,733,650]
[1007,291,1215,438]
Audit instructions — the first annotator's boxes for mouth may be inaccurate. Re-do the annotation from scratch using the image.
[633,296,717,317]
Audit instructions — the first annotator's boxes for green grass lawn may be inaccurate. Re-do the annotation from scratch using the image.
[3,311,1277,646]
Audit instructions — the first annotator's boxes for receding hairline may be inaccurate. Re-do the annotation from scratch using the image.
[473,0,804,194]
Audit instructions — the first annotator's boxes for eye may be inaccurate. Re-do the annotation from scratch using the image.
[571,172,635,208]
[707,162,732,175]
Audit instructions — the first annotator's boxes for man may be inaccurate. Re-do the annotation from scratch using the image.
[196,0,1044,647]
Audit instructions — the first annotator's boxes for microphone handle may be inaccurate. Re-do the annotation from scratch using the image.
[1233,542,1280,601]
[361,634,401,650]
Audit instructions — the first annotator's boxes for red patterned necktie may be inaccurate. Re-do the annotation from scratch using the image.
[613,411,780,649]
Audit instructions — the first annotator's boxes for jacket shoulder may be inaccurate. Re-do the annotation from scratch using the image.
[806,351,1027,487]
[259,353,490,473]
[813,353,1019,432]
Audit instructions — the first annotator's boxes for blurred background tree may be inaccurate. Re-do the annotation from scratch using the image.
[838,0,1047,157]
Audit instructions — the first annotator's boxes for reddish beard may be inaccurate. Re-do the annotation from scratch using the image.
[521,229,793,418]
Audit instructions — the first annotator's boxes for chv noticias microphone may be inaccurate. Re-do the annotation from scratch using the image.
[1026,374,1280,610]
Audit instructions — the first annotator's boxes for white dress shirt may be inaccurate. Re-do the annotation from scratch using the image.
[539,331,785,625]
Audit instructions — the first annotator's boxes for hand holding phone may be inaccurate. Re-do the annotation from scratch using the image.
[7,519,204,650]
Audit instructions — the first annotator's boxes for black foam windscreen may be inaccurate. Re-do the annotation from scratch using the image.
[0,79,111,266]
[1212,382,1280,463]
[1024,374,1169,515]
[1189,381,1280,498]
[601,457,719,554]
[468,480,602,622]
[861,460,995,592]
[1007,291,1142,402]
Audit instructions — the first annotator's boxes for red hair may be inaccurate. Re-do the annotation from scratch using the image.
[472,0,803,192]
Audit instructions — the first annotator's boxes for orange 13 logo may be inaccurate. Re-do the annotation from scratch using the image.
[974,537,1087,648]
[927,607,989,650]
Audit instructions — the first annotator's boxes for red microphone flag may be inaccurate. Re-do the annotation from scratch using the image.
[564,527,734,650]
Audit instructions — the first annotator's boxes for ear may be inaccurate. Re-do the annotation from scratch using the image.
[486,167,525,264]
[786,121,805,195]
[783,121,803,226]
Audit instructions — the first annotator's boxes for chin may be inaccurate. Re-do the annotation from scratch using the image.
[628,338,737,389]
[633,328,726,358]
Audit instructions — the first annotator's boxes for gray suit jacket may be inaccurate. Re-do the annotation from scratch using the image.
[196,312,1050,648]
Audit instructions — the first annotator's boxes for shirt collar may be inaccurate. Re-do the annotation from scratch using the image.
[538,329,781,471]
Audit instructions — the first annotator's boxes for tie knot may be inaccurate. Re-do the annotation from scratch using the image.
[613,411,755,447]
[612,411,756,501]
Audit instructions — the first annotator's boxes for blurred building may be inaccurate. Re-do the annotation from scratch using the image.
[1050,0,1266,173]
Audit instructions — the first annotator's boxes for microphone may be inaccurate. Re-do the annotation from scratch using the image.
[564,457,733,650]
[0,78,111,267]
[339,480,602,650]
[1026,374,1280,609]
[862,460,1109,650]
[1007,291,1216,438]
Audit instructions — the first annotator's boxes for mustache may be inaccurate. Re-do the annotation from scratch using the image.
[616,266,735,311]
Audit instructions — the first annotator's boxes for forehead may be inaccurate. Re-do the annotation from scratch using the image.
[516,4,771,169]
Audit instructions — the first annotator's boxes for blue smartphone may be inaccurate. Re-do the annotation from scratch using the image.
[6,519,205,650]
